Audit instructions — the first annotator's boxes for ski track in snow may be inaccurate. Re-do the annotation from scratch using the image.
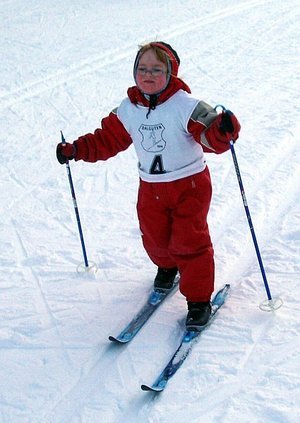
[1,0,300,422]
[0,0,276,111]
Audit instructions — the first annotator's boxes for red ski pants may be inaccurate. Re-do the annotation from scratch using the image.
[137,167,214,302]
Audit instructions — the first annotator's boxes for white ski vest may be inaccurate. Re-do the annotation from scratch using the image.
[117,90,206,182]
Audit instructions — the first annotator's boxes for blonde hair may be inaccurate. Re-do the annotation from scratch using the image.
[137,43,170,67]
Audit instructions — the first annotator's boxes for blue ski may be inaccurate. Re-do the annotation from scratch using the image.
[108,278,179,343]
[141,284,230,392]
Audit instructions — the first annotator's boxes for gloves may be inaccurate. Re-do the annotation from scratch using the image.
[218,110,240,141]
[205,110,240,153]
[56,142,76,164]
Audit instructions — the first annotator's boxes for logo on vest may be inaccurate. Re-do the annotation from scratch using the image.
[139,123,166,152]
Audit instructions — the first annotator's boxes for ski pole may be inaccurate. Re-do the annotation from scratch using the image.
[60,131,92,272]
[215,106,282,311]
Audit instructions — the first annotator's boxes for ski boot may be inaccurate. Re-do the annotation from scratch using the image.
[154,267,178,292]
[186,301,212,331]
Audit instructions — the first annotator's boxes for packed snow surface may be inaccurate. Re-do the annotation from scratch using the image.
[1,0,299,422]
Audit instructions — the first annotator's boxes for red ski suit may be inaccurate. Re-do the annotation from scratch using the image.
[72,77,239,302]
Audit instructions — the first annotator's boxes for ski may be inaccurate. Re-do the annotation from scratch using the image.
[141,284,230,392]
[108,277,179,344]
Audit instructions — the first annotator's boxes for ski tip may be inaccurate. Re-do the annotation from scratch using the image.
[141,384,163,392]
[222,283,231,297]
[141,384,152,391]
[108,335,128,344]
[212,284,231,306]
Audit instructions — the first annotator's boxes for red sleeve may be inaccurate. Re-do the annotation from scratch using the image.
[187,100,226,154]
[74,110,132,162]
[187,119,214,153]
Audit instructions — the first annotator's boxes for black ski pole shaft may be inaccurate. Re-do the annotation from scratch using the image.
[214,104,282,310]
[61,131,89,268]
[229,140,272,301]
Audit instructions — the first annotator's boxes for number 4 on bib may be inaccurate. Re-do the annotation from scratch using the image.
[150,155,165,174]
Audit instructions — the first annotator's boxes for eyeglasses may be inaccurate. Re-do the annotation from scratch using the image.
[137,67,166,77]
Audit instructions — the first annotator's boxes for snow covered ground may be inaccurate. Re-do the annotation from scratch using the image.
[1,0,299,422]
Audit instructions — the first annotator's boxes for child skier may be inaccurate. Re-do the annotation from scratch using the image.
[56,41,240,329]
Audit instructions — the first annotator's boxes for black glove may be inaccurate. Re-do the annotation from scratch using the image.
[56,142,76,164]
[218,110,241,141]
[219,110,234,134]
